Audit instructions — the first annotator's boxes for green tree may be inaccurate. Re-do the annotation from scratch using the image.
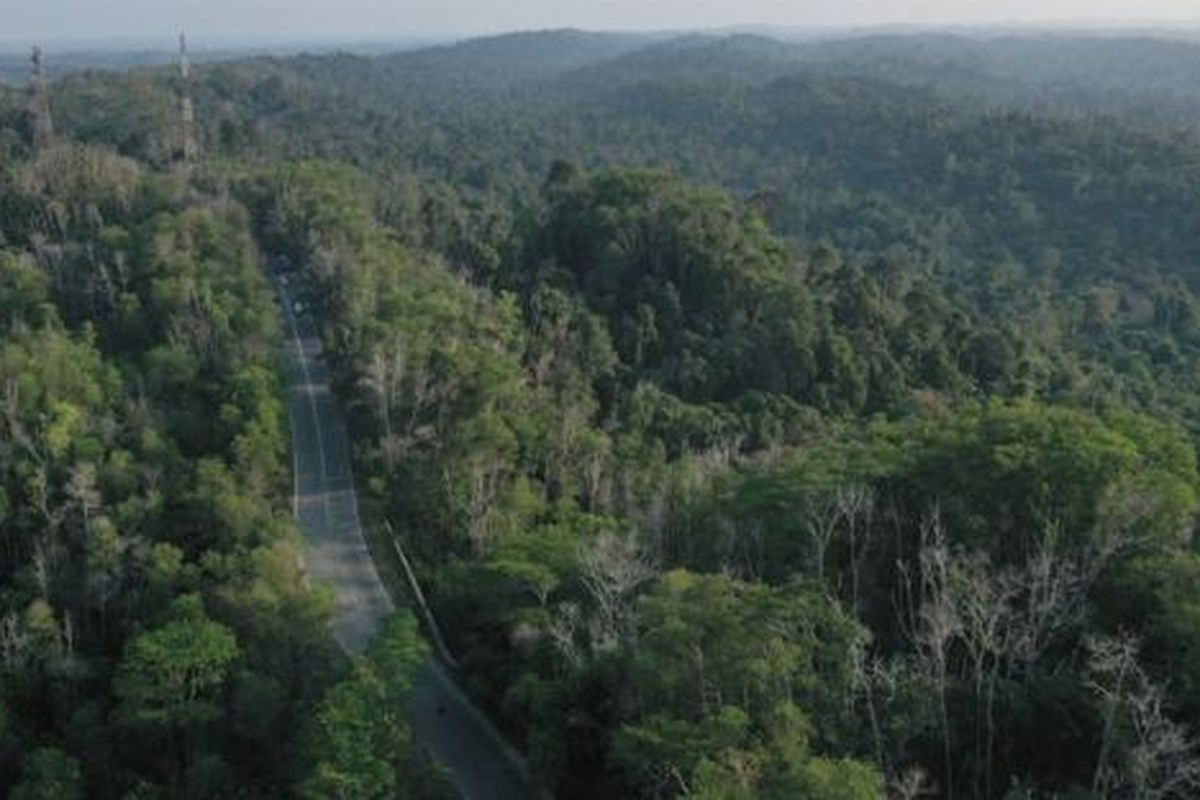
[115,595,241,728]
[612,571,872,797]
[301,613,431,800]
[10,747,83,800]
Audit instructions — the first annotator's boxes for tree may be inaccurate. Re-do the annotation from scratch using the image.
[10,747,83,800]
[1087,635,1200,800]
[114,595,240,787]
[115,595,241,728]
[613,571,871,797]
[301,612,432,800]
[790,756,882,800]
[578,531,658,651]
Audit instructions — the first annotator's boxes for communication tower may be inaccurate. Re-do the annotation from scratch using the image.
[27,46,54,150]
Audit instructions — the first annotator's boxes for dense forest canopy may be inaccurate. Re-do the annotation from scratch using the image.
[3,25,1200,799]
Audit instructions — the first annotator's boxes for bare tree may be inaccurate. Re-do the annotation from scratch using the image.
[1128,684,1200,800]
[547,602,584,671]
[806,491,842,586]
[891,506,1147,800]
[542,393,594,501]
[579,434,611,513]
[889,766,936,800]
[1090,634,1144,798]
[578,532,658,652]
[803,484,875,607]
[1,378,45,465]
[947,552,1016,800]
[903,509,959,800]
[27,466,67,598]
[66,462,101,537]
[837,484,876,614]
[851,640,888,773]
[0,613,29,671]
[361,335,453,469]
[1087,635,1200,800]
[450,454,509,553]
[714,516,765,581]
[1009,523,1089,668]
[361,348,403,468]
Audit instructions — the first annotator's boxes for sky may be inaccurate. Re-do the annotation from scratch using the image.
[3,0,1200,45]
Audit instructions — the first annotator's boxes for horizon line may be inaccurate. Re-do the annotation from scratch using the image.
[3,19,1200,53]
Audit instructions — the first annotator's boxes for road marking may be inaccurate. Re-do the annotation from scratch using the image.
[281,286,331,528]
[277,277,395,653]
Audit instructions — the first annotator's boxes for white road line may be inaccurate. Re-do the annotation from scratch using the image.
[281,287,331,528]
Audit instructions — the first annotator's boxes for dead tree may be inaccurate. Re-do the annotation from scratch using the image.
[837,483,876,614]
[1087,635,1200,800]
[900,509,959,800]
[947,552,1016,800]
[805,484,875,608]
[806,491,842,586]
[578,532,657,652]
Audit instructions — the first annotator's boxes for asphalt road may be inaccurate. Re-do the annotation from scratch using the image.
[277,275,547,800]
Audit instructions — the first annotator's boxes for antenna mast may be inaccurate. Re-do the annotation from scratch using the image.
[28,46,54,150]
[178,33,199,164]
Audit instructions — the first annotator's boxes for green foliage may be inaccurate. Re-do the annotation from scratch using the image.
[631,571,861,725]
[10,748,83,800]
[885,403,1197,558]
[699,402,1196,587]
[790,757,882,800]
[517,168,816,403]
[301,613,430,800]
[1106,553,1200,714]
[115,596,241,727]
[0,137,331,797]
[610,572,875,797]
[7,28,1200,800]
[0,250,50,325]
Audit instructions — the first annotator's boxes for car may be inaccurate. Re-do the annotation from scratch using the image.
[293,301,305,314]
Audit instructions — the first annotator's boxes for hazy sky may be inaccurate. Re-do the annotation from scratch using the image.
[4,0,1200,43]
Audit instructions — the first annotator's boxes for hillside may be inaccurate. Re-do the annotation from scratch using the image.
[796,33,1200,122]
[4,27,1200,800]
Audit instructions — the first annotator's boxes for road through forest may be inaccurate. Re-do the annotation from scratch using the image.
[277,273,546,800]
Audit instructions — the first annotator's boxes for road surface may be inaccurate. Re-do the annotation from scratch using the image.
[277,274,548,800]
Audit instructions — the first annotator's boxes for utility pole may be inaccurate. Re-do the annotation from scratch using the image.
[178,33,199,164]
[27,46,54,151]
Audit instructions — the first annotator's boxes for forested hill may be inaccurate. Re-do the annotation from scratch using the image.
[6,27,1200,800]
[47,31,1200,268]
[791,33,1200,123]
[323,29,664,87]
[48,29,1200,425]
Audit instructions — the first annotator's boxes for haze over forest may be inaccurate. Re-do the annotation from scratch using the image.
[4,0,1200,46]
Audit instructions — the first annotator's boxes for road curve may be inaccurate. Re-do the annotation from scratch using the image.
[276,273,548,800]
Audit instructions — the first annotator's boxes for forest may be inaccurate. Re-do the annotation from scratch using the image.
[3,27,1200,799]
